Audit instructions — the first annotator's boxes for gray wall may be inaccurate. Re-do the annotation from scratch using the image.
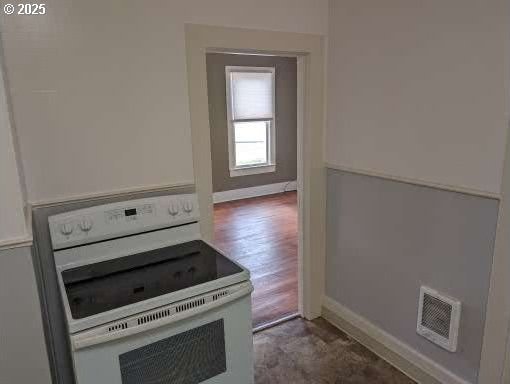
[325,169,499,383]
[0,246,52,384]
[206,53,297,193]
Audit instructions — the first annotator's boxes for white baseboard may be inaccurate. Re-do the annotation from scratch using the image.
[322,296,471,384]
[213,180,297,203]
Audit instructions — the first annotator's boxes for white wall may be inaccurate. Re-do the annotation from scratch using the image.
[0,48,50,384]
[326,0,510,195]
[0,3,326,382]
[0,0,327,204]
[0,47,26,241]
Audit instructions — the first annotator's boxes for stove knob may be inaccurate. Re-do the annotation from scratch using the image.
[60,223,74,236]
[183,201,193,213]
[168,202,180,216]
[79,219,93,233]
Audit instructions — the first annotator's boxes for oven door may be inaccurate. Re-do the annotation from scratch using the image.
[71,283,253,384]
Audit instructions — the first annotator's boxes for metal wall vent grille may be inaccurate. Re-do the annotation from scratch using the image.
[421,294,451,339]
[416,286,461,352]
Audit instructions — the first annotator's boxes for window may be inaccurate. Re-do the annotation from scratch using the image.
[225,66,275,177]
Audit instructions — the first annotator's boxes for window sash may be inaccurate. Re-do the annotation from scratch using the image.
[233,120,272,168]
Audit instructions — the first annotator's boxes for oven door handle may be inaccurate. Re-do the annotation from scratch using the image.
[72,282,253,350]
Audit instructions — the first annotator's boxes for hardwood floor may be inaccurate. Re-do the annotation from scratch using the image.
[213,191,298,328]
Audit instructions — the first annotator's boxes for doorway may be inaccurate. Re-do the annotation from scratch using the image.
[185,24,326,323]
[205,53,299,328]
[214,193,298,327]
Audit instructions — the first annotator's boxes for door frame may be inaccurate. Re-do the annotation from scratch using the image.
[478,123,510,384]
[184,24,326,319]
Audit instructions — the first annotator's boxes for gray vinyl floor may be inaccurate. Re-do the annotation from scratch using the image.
[254,317,415,384]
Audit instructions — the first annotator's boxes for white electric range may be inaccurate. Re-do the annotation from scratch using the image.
[48,193,254,384]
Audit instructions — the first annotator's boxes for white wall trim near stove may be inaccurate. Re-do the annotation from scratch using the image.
[213,180,297,203]
[0,235,33,251]
[322,296,471,384]
[29,181,195,208]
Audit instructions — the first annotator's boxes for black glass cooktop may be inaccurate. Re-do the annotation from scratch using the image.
[62,240,243,319]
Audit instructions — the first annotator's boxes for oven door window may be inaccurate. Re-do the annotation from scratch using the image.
[119,319,226,384]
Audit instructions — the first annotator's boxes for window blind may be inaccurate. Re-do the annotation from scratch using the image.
[230,71,273,120]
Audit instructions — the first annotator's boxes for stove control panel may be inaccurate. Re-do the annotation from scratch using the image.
[105,203,155,224]
[48,194,199,250]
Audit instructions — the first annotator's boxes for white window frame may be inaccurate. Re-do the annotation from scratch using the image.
[225,66,276,177]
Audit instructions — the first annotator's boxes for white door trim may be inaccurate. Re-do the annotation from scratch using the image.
[478,123,510,384]
[184,24,326,319]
